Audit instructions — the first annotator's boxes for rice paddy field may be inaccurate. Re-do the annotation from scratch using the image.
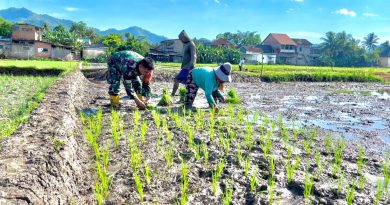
[0,61,389,205]
[0,60,78,138]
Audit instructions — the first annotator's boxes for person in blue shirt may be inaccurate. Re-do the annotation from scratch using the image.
[185,62,232,111]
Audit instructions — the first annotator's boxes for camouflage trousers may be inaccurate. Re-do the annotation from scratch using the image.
[106,65,142,99]
[185,71,223,106]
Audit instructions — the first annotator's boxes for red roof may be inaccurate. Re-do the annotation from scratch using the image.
[245,46,262,53]
[212,38,233,47]
[292,38,312,46]
[269,33,297,45]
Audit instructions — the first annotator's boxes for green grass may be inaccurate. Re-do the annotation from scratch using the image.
[0,60,78,138]
[0,60,78,75]
[156,62,388,82]
[0,75,57,138]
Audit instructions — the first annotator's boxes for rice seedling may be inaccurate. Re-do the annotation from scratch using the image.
[158,86,172,106]
[133,109,140,128]
[226,89,241,104]
[180,162,189,204]
[222,180,234,205]
[346,183,355,205]
[194,144,202,161]
[163,146,174,169]
[237,144,243,166]
[268,177,275,205]
[111,109,123,148]
[250,170,257,192]
[209,127,215,141]
[244,157,251,176]
[310,128,317,142]
[293,128,298,142]
[152,110,161,128]
[140,121,148,144]
[286,156,301,184]
[134,173,144,202]
[271,120,276,132]
[244,131,254,150]
[337,172,344,195]
[95,161,110,205]
[237,106,244,125]
[325,134,332,153]
[179,87,187,103]
[202,143,209,165]
[187,126,194,148]
[262,131,273,159]
[304,173,314,203]
[269,155,275,177]
[303,139,312,156]
[253,111,259,122]
[374,180,384,205]
[143,162,152,185]
[383,160,390,189]
[211,171,219,196]
[357,145,365,175]
[315,149,321,167]
[358,175,366,190]
[316,162,323,180]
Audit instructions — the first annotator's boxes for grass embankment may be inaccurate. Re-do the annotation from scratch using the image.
[0,60,78,138]
[157,62,389,82]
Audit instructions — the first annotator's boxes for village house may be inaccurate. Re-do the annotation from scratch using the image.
[380,48,390,67]
[240,46,276,65]
[82,44,108,58]
[212,38,234,48]
[261,33,318,65]
[4,23,75,60]
[148,39,183,62]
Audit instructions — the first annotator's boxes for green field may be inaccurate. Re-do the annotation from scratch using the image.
[157,62,390,82]
[0,60,78,138]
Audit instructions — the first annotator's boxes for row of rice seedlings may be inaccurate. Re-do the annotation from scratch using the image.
[212,160,225,196]
[80,110,111,205]
[140,121,148,144]
[332,138,347,177]
[325,134,333,154]
[111,109,123,148]
[128,133,143,172]
[222,180,234,205]
[133,172,144,202]
[261,130,273,159]
[163,144,174,169]
[357,146,366,175]
[286,156,301,184]
[268,177,276,205]
[375,179,385,205]
[250,169,258,192]
[346,183,356,205]
[219,133,231,156]
[303,173,314,204]
[180,162,189,205]
[244,122,254,150]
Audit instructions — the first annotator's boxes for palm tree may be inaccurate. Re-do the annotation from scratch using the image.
[362,33,379,52]
[380,41,390,51]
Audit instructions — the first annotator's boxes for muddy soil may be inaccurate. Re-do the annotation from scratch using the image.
[0,66,389,205]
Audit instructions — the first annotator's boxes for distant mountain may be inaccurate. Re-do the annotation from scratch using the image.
[0,7,73,28]
[95,26,168,43]
[0,7,168,43]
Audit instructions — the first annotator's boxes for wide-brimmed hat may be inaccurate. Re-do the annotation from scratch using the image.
[214,62,232,82]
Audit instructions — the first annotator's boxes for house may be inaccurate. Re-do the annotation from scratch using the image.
[78,38,91,45]
[240,46,262,64]
[380,48,390,67]
[0,36,12,56]
[261,33,297,64]
[7,23,76,60]
[212,38,234,48]
[256,45,277,64]
[148,39,183,62]
[82,44,108,58]
[292,38,315,66]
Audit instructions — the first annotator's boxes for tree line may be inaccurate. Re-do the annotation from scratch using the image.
[0,17,389,67]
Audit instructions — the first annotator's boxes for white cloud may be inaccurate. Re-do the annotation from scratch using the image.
[363,12,378,17]
[49,13,67,18]
[336,8,356,17]
[64,7,80,12]
[292,0,304,2]
[214,0,220,4]
[290,32,322,38]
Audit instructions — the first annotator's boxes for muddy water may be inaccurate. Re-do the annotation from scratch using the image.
[231,82,390,153]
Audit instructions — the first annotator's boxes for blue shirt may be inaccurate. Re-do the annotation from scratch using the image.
[191,67,220,106]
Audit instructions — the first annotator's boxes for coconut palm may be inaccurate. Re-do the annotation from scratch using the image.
[362,33,379,52]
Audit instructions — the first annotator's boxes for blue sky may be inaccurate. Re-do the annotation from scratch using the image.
[1,0,389,44]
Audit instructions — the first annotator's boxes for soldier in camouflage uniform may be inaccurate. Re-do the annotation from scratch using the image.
[106,50,154,109]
